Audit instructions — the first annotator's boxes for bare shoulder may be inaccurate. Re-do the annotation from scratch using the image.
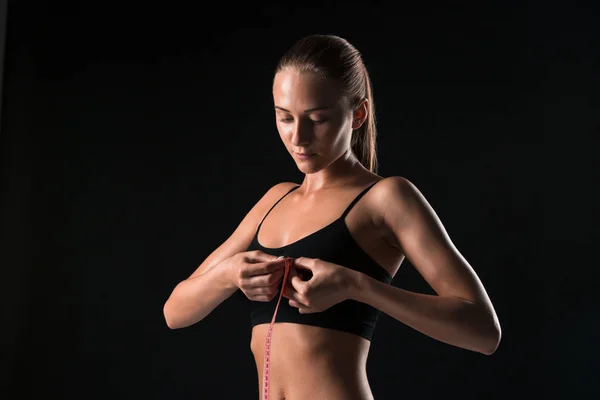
[372,175,415,194]
[232,180,300,243]
[374,175,448,251]
[252,181,301,224]
[264,181,301,198]
[186,181,299,279]
[367,176,417,226]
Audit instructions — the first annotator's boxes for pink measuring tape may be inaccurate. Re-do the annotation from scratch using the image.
[261,255,294,400]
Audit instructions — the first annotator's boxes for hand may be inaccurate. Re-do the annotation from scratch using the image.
[227,251,290,302]
[283,257,355,314]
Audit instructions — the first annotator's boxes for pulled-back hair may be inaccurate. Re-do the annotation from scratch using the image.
[275,34,378,173]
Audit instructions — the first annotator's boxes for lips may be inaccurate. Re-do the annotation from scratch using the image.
[295,152,316,160]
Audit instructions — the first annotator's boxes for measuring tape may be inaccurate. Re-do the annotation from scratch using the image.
[261,256,294,400]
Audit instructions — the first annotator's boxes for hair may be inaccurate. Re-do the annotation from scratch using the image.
[275,34,378,174]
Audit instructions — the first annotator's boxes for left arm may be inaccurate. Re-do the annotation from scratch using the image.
[350,177,501,355]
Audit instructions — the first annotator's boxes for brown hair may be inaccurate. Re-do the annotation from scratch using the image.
[275,34,378,173]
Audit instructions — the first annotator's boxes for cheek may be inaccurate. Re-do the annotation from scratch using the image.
[276,123,293,143]
[329,117,353,144]
[276,121,292,135]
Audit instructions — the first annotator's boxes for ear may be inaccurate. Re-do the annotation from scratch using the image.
[351,98,369,130]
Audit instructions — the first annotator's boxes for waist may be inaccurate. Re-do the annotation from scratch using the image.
[251,323,372,399]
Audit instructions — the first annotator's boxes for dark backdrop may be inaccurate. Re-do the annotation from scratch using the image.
[2,1,597,399]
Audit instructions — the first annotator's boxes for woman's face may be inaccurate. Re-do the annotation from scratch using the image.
[272,68,356,174]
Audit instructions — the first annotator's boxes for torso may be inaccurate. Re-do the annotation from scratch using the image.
[249,175,405,400]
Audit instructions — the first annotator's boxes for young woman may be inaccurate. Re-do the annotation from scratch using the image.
[163,34,501,400]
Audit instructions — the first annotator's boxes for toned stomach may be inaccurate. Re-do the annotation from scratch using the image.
[250,322,374,400]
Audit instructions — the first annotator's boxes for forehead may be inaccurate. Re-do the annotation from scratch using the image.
[273,68,345,111]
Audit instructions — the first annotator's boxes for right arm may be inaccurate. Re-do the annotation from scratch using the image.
[162,182,298,329]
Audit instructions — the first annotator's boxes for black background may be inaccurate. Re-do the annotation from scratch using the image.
[2,1,598,399]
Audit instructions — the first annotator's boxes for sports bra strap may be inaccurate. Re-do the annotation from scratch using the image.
[258,180,380,228]
[340,180,380,219]
[257,185,301,229]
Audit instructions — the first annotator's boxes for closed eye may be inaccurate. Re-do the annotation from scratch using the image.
[278,118,328,125]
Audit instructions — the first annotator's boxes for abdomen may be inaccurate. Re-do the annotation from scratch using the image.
[250,322,374,400]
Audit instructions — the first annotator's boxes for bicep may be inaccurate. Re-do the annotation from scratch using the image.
[187,182,297,279]
[382,177,489,303]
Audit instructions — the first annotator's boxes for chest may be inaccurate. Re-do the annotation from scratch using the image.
[252,191,402,278]
[256,194,377,251]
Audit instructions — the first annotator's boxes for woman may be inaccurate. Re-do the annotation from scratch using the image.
[163,34,501,400]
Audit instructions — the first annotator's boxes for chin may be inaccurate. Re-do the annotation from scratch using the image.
[295,161,323,174]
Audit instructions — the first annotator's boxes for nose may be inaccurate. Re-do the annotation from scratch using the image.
[290,119,314,146]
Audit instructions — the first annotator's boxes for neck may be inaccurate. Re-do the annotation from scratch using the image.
[299,149,371,194]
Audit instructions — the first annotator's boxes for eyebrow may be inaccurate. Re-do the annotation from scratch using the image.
[274,106,333,113]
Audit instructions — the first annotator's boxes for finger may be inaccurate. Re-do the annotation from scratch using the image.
[293,257,314,269]
[254,293,277,302]
[295,267,312,281]
[290,275,307,293]
[246,250,281,263]
[286,266,299,282]
[288,299,302,309]
[282,271,297,295]
[288,299,314,314]
[292,259,314,279]
[247,268,285,287]
[250,284,281,301]
[284,285,308,306]
[282,281,297,299]
[245,258,287,277]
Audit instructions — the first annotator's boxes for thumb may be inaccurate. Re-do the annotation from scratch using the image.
[250,251,282,263]
[293,257,314,269]
[290,274,307,293]
[285,267,298,286]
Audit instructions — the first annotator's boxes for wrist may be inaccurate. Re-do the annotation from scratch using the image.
[209,257,237,291]
[346,270,369,302]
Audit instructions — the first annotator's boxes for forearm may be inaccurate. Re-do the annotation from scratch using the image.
[163,262,237,329]
[349,273,501,355]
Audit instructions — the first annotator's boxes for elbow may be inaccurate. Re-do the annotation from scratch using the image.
[163,283,189,329]
[163,300,188,330]
[163,298,204,330]
[480,320,502,356]
[163,302,179,329]
[470,302,501,355]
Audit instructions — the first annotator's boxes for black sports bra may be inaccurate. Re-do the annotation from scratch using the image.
[237,180,393,341]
